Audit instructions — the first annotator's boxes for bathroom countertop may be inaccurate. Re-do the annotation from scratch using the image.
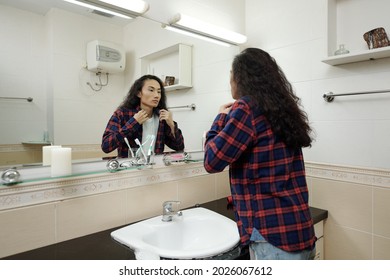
[3,198,327,260]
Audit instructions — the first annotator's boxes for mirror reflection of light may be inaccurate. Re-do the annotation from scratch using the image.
[168,13,247,46]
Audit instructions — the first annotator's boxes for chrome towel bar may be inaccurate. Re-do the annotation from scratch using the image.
[323,89,390,102]
[0,96,33,102]
[168,103,196,110]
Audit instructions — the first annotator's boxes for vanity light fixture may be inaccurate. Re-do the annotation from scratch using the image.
[162,25,231,47]
[164,13,247,46]
[63,0,149,19]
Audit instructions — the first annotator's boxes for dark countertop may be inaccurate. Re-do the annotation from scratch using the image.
[3,198,327,260]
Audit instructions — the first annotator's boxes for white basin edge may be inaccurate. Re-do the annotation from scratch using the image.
[111,207,240,259]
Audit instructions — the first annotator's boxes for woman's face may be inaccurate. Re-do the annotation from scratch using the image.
[137,79,161,109]
[230,70,239,100]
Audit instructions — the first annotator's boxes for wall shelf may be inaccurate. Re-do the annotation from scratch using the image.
[322,46,390,66]
[323,0,390,66]
[140,43,192,92]
[22,141,51,145]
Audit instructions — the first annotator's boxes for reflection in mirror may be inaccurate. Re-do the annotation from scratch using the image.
[0,0,241,174]
[101,75,185,159]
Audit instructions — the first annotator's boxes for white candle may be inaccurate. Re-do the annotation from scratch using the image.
[42,145,62,166]
[51,147,72,177]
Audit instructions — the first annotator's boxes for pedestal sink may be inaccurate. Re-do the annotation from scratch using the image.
[111,207,240,259]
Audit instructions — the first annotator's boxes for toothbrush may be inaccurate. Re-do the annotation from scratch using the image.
[124,137,134,158]
[147,135,155,164]
[147,135,155,157]
[135,138,148,162]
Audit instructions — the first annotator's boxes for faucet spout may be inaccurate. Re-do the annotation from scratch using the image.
[162,201,182,222]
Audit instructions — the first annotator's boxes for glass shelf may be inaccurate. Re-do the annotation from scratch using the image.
[22,141,51,145]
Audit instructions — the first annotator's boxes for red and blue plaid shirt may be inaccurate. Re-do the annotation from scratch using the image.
[204,96,316,252]
[102,106,184,157]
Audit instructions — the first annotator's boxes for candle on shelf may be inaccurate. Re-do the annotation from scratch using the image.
[42,145,62,166]
[51,147,72,177]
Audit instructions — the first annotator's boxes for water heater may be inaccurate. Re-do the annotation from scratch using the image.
[86,40,125,74]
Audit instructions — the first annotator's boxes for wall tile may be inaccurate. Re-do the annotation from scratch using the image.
[0,203,56,258]
[56,190,126,242]
[178,174,217,208]
[373,187,390,238]
[324,221,372,260]
[215,170,231,198]
[125,182,178,223]
[310,177,372,233]
[373,235,390,260]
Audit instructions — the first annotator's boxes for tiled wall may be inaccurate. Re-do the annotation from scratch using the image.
[0,164,230,258]
[2,161,389,259]
[307,162,390,259]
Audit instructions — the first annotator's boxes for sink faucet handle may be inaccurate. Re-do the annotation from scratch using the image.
[162,201,181,222]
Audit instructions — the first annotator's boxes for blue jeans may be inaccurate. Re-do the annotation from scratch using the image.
[249,241,315,260]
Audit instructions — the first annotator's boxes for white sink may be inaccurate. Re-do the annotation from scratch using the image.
[111,207,240,259]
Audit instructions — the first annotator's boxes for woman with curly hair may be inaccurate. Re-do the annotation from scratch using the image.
[102,75,184,158]
[204,48,316,260]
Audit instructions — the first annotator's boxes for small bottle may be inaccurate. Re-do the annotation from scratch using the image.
[43,130,49,142]
[334,44,350,55]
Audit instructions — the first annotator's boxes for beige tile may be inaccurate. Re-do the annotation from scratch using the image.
[0,203,56,258]
[215,171,231,199]
[306,176,313,206]
[310,177,372,232]
[178,174,217,208]
[324,222,372,260]
[125,182,178,223]
[373,235,390,260]
[56,190,126,242]
[373,187,390,239]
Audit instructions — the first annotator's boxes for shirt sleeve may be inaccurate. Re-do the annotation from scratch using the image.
[163,121,185,151]
[204,101,254,173]
[101,110,141,154]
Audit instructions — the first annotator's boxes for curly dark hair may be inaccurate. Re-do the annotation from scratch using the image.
[120,74,168,114]
[232,48,313,148]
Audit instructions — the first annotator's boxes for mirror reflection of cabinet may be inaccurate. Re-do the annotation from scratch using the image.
[140,43,192,91]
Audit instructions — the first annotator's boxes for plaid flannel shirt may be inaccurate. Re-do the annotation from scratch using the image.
[102,106,184,157]
[204,96,316,252]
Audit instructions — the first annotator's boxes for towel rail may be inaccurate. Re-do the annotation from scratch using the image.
[323,89,390,102]
[0,97,33,102]
[168,103,196,110]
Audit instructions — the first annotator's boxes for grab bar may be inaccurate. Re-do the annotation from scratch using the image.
[323,89,390,102]
[168,103,196,110]
[0,97,33,102]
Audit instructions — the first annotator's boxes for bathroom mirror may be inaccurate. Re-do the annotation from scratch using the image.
[0,0,243,173]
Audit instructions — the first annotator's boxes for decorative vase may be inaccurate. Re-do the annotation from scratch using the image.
[334,44,350,55]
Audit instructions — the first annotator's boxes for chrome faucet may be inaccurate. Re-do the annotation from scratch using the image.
[162,201,182,222]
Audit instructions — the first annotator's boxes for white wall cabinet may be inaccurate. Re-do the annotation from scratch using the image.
[322,0,390,66]
[140,43,192,91]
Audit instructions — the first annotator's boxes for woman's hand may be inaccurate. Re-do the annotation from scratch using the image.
[134,109,150,124]
[219,102,234,115]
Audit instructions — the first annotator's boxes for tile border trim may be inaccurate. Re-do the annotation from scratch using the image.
[306,161,390,188]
